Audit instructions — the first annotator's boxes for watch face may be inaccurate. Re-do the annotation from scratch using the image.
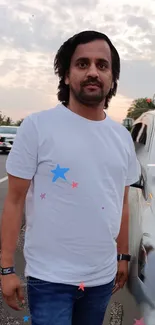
[118,254,131,261]
[1,267,15,275]
[3,268,11,274]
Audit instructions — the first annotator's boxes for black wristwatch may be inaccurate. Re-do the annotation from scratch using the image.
[0,266,15,275]
[117,254,131,262]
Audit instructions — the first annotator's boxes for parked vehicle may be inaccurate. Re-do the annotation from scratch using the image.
[0,126,19,153]
[122,117,134,131]
[128,110,155,324]
[105,110,155,325]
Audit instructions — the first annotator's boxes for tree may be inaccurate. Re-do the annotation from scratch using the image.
[15,119,24,126]
[0,111,23,126]
[126,97,155,120]
[4,117,12,125]
[0,111,5,124]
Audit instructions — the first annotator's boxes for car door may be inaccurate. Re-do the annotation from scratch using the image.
[104,185,142,325]
[128,112,155,324]
[105,113,155,325]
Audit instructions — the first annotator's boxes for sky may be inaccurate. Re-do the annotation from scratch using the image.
[0,0,155,123]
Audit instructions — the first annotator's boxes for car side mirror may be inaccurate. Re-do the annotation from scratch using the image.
[130,174,144,189]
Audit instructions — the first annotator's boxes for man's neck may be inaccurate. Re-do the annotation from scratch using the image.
[67,98,106,121]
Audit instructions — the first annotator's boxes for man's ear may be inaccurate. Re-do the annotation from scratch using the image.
[65,72,69,85]
[65,78,69,85]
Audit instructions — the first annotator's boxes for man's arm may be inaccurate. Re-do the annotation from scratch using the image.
[0,115,38,268]
[117,130,140,254]
[0,175,31,267]
[113,186,130,293]
[116,186,129,254]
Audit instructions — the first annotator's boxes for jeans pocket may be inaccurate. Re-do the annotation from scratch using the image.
[27,276,51,286]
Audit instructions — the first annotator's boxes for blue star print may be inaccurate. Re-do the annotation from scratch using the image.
[23,316,30,322]
[51,164,70,182]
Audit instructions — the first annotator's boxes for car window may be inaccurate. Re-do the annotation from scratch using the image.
[131,123,147,145]
[0,127,18,134]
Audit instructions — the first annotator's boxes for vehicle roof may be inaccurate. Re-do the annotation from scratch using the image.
[133,110,155,124]
[145,110,155,116]
[0,125,18,127]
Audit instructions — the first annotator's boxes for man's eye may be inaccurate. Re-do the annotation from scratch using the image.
[98,63,106,70]
[78,62,87,68]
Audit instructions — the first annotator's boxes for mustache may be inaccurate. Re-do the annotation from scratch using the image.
[81,78,102,88]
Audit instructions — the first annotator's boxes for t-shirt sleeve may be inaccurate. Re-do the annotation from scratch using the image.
[6,115,38,179]
[125,132,141,186]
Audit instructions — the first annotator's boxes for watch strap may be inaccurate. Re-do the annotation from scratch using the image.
[0,266,15,275]
[117,254,131,262]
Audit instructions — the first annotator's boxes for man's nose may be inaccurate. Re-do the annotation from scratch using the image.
[86,63,99,78]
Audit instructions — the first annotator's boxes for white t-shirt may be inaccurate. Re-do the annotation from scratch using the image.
[6,104,140,286]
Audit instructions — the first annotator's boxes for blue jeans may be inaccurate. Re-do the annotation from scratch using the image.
[27,276,114,325]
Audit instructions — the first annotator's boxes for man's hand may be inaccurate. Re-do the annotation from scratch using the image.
[112,260,128,294]
[1,273,25,311]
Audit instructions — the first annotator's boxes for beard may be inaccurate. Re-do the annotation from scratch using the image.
[70,81,106,107]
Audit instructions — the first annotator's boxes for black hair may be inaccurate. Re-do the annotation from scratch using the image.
[54,30,120,109]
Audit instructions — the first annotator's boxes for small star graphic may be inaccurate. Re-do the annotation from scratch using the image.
[23,316,30,322]
[72,182,78,188]
[40,193,46,199]
[133,318,145,325]
[78,282,85,291]
[51,164,70,182]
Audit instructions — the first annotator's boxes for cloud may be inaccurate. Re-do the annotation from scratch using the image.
[52,0,98,9]
[119,60,155,99]
[1,0,155,59]
[0,85,56,120]
[0,0,155,122]
[121,4,140,14]
[0,3,63,52]
[127,15,152,31]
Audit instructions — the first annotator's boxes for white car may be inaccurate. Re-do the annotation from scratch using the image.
[127,110,155,324]
[105,110,155,325]
[0,125,19,153]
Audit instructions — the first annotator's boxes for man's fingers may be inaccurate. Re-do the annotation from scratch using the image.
[112,272,120,294]
[119,280,125,288]
[115,272,119,283]
[112,287,119,294]
[112,274,127,294]
[16,286,25,304]
[117,274,128,288]
[4,294,22,311]
[112,283,120,294]
[1,274,25,311]
[120,272,128,286]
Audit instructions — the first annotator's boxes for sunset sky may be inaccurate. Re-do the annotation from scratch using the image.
[0,0,155,122]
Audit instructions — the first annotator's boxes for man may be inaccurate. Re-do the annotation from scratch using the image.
[0,30,139,325]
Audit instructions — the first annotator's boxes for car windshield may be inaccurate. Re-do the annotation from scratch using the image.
[0,126,18,134]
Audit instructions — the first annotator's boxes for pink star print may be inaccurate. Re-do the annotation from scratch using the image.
[78,283,85,291]
[72,182,78,188]
[133,318,145,325]
[40,193,46,199]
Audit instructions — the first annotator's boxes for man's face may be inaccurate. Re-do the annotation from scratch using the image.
[65,39,113,107]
